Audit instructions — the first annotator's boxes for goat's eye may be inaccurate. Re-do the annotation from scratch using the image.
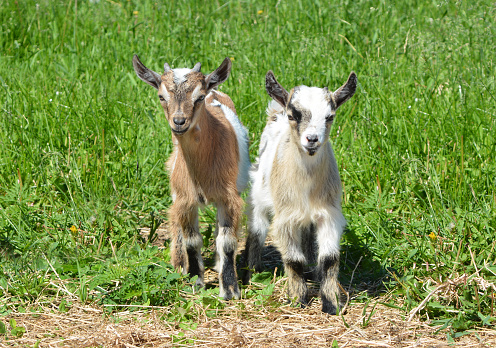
[287,114,295,121]
[292,110,302,122]
[326,114,335,122]
[159,95,165,102]
[195,95,205,103]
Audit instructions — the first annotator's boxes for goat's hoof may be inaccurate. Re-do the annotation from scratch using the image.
[194,277,205,289]
[298,298,309,309]
[322,302,338,315]
[220,286,241,301]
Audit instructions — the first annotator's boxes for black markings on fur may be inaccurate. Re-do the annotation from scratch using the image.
[186,246,201,279]
[242,233,263,285]
[321,293,337,315]
[320,254,339,276]
[221,248,237,299]
[286,260,304,276]
[302,224,317,281]
[288,105,302,122]
[285,260,308,305]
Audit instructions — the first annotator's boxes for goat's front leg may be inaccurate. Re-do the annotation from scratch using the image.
[216,197,242,300]
[274,218,308,307]
[316,208,346,314]
[169,201,204,287]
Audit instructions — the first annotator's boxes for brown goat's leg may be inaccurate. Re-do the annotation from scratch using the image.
[216,197,242,300]
[242,204,270,284]
[169,202,204,287]
[169,223,186,272]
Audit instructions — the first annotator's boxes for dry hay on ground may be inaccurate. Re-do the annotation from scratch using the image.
[2,225,494,347]
[2,299,496,348]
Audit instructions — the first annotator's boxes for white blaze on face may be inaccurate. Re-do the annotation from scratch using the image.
[191,84,203,104]
[173,68,192,84]
[159,84,170,102]
[292,86,332,149]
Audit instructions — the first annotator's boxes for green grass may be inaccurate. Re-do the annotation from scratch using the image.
[0,0,495,337]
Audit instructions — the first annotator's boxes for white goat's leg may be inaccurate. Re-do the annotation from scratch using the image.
[242,203,271,284]
[274,218,308,307]
[316,208,346,314]
[216,201,241,300]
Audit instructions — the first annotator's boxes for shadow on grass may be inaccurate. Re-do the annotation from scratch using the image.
[229,227,391,300]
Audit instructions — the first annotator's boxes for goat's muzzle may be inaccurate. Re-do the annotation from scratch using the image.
[171,126,189,135]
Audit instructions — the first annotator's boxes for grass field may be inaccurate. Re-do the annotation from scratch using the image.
[1,0,495,345]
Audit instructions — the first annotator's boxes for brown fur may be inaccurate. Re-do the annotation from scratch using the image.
[132,55,244,300]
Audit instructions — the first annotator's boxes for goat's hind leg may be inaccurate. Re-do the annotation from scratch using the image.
[242,204,270,284]
[216,198,242,300]
[302,224,317,282]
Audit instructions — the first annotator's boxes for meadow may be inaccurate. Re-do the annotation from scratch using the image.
[0,0,495,345]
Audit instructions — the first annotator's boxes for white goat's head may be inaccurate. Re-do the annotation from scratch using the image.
[265,71,357,156]
[133,55,232,136]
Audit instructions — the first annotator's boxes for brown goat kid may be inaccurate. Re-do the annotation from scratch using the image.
[133,55,250,300]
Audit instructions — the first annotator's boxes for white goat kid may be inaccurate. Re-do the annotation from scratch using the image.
[133,55,250,300]
[243,70,357,314]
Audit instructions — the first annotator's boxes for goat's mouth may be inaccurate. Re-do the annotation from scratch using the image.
[171,127,190,135]
[304,145,320,156]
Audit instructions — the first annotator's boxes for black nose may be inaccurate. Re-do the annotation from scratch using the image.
[173,117,186,126]
[306,134,318,143]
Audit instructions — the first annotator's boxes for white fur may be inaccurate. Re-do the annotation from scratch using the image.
[191,84,203,102]
[159,85,171,102]
[211,92,250,193]
[173,68,191,84]
[249,97,344,261]
[292,87,333,149]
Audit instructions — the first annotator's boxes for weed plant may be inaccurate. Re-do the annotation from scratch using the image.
[0,0,495,336]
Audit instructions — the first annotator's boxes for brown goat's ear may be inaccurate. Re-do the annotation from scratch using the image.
[265,71,289,108]
[206,58,231,92]
[333,72,357,109]
[132,55,162,90]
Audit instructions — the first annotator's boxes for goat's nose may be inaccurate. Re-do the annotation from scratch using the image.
[173,117,186,126]
[306,134,318,143]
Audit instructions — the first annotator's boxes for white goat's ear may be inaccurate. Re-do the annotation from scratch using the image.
[133,55,162,90]
[205,58,231,91]
[265,71,289,108]
[333,72,357,109]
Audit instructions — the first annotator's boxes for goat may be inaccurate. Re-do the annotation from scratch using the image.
[132,55,250,300]
[243,70,357,314]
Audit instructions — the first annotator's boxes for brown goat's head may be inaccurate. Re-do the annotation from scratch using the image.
[133,55,232,136]
[265,71,357,156]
